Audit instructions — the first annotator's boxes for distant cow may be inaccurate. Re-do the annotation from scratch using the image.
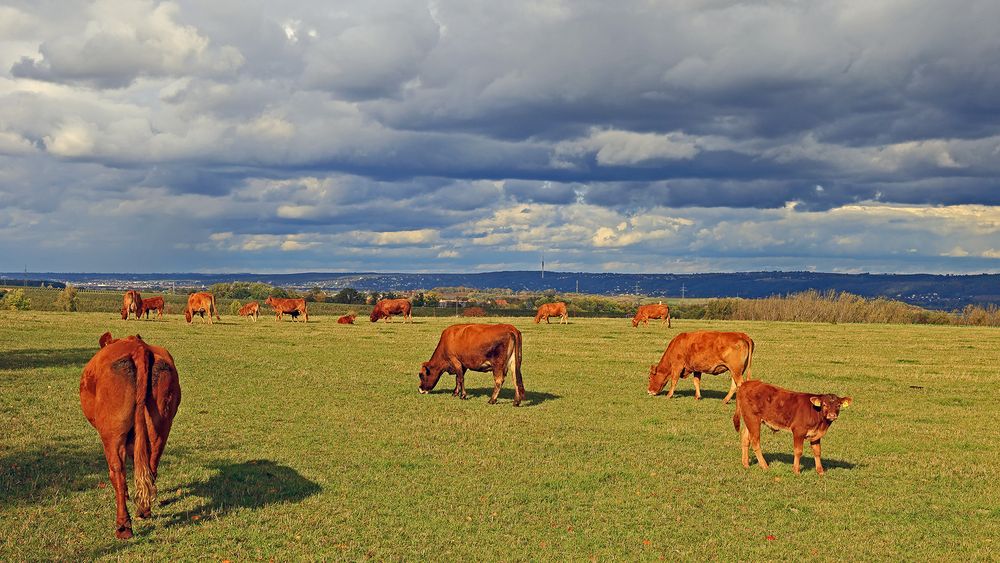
[184,292,220,324]
[734,380,852,475]
[419,323,525,406]
[238,301,260,322]
[121,290,143,320]
[648,331,754,404]
[80,332,181,539]
[265,296,308,322]
[632,303,671,328]
[337,313,356,324]
[370,298,412,323]
[140,296,165,320]
[534,302,568,324]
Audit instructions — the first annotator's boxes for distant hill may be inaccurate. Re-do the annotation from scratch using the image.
[4,271,998,310]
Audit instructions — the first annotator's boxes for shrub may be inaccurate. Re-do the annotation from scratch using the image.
[1,288,31,311]
[229,300,243,315]
[463,307,487,317]
[54,284,79,312]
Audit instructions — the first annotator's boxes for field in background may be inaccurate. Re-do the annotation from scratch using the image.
[1,311,998,560]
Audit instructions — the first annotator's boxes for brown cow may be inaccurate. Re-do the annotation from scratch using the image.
[140,296,165,320]
[370,298,412,323]
[80,332,181,539]
[264,296,308,322]
[632,303,671,328]
[419,323,525,406]
[238,301,260,321]
[121,290,142,320]
[647,331,754,404]
[184,292,220,324]
[337,313,357,324]
[734,380,852,475]
[534,302,568,324]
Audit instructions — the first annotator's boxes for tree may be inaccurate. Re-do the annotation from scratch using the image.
[304,287,327,302]
[1,288,31,311]
[229,300,243,315]
[331,288,365,304]
[54,284,79,312]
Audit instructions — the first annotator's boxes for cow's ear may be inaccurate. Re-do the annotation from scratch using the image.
[840,397,852,408]
[809,396,822,407]
[99,332,113,348]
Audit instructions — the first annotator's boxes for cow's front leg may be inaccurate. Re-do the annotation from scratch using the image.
[792,434,805,475]
[692,372,702,400]
[665,369,683,398]
[811,440,824,475]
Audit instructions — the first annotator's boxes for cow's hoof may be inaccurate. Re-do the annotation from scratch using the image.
[115,526,133,540]
[136,508,151,519]
[487,398,497,405]
[513,402,521,407]
[696,396,703,401]
[460,395,469,400]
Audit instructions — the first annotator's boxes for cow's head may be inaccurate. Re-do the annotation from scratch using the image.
[647,364,669,395]
[418,362,443,394]
[264,296,275,306]
[631,316,640,328]
[809,395,852,422]
[184,307,193,324]
[370,308,382,322]
[120,306,128,320]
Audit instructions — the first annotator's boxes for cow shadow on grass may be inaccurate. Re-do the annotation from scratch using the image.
[0,347,95,371]
[160,460,321,528]
[762,453,860,471]
[664,388,729,400]
[433,386,560,407]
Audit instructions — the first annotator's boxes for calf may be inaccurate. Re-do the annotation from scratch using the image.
[648,331,754,403]
[80,332,181,539]
[734,380,852,475]
[238,301,260,322]
[337,313,356,324]
[140,296,165,320]
[419,323,525,406]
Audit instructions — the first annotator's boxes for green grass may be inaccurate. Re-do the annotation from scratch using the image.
[1,311,998,560]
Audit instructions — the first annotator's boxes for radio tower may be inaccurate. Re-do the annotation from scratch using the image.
[541,252,545,279]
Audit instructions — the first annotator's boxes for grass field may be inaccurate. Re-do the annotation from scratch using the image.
[1,311,998,560]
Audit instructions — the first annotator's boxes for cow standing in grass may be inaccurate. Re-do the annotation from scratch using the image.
[370,298,412,323]
[238,301,260,322]
[185,292,220,324]
[419,323,525,406]
[265,296,308,322]
[140,296,165,320]
[734,380,852,475]
[121,291,142,320]
[632,303,671,328]
[534,302,568,324]
[80,332,181,539]
[648,331,754,404]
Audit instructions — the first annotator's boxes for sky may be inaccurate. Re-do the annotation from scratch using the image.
[1,0,999,274]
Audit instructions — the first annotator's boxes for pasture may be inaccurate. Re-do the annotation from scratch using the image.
[1,311,998,560]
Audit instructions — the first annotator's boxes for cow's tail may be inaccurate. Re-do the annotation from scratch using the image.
[510,329,526,405]
[212,295,221,321]
[733,399,742,432]
[743,336,755,382]
[131,346,157,513]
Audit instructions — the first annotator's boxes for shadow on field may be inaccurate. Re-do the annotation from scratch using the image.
[0,347,95,371]
[0,443,107,506]
[459,387,561,407]
[764,453,860,471]
[666,388,729,400]
[161,460,320,527]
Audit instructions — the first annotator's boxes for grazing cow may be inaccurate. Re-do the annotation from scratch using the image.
[238,301,260,322]
[337,313,356,324]
[184,292,220,324]
[734,380,852,475]
[80,332,181,539]
[264,296,308,322]
[121,290,143,320]
[370,298,412,323]
[419,323,525,406]
[140,296,165,320]
[632,303,671,328]
[534,302,568,324]
[647,331,754,404]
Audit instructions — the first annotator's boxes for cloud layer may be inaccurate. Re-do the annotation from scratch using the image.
[1,0,998,273]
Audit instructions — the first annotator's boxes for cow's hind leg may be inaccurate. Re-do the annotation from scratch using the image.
[101,432,133,539]
[722,371,739,404]
[742,416,768,469]
[740,424,751,468]
[489,365,505,404]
